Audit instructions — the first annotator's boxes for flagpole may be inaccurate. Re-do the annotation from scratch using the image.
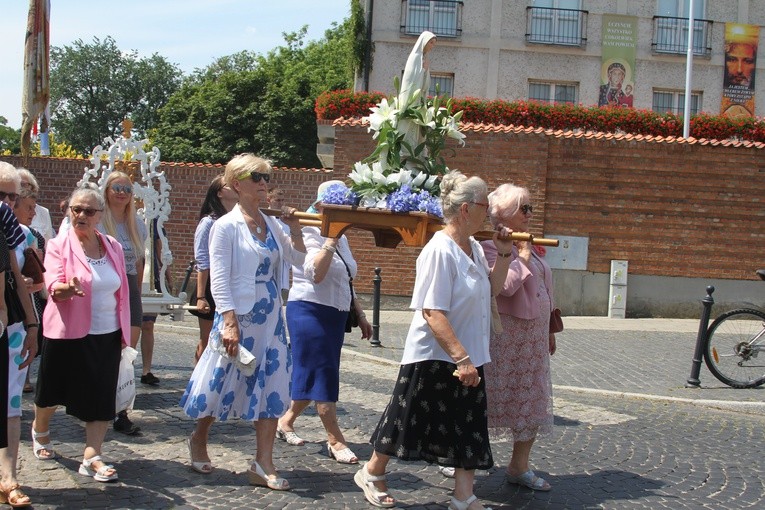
[682,0,695,138]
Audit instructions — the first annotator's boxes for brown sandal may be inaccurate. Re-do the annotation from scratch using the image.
[0,484,32,508]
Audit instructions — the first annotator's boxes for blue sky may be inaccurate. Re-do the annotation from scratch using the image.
[0,0,351,129]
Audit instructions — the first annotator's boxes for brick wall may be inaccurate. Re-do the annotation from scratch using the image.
[333,122,765,295]
[4,125,763,300]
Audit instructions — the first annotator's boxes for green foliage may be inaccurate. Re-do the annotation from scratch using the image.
[155,20,355,166]
[349,0,368,73]
[50,36,182,155]
[0,116,21,154]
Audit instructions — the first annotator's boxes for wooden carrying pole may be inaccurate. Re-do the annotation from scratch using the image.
[261,208,559,247]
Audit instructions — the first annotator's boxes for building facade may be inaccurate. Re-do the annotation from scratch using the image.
[358,0,764,117]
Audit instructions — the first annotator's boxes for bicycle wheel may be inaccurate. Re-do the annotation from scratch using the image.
[704,308,765,388]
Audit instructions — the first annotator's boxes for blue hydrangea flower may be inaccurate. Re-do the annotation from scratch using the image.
[321,184,358,206]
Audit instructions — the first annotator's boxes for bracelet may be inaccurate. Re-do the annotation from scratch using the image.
[197,296,207,300]
[24,323,40,331]
[455,355,471,365]
[496,252,512,258]
[322,245,337,254]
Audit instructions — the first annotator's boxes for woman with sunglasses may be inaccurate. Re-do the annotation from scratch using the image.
[33,184,131,484]
[180,154,305,490]
[100,171,147,436]
[479,184,556,492]
[190,175,238,363]
[0,163,38,508]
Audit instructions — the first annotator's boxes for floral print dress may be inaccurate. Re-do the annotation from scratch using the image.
[180,228,291,421]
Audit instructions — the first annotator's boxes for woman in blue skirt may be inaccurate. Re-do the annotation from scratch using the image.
[279,181,371,464]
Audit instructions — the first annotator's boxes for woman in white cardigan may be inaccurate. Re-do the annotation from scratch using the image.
[180,154,306,491]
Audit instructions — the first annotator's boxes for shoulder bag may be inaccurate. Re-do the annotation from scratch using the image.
[336,249,359,333]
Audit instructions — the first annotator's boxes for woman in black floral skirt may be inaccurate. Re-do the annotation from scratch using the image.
[354,171,514,510]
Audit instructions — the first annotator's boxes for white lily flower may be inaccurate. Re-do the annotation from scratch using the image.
[348,161,372,185]
[424,175,439,190]
[366,98,399,133]
[371,167,388,185]
[445,116,466,146]
[411,171,427,187]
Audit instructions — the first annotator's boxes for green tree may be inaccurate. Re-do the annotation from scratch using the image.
[0,116,21,154]
[155,20,354,166]
[50,36,182,154]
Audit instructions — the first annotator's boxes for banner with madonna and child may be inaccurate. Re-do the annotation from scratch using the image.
[598,14,637,108]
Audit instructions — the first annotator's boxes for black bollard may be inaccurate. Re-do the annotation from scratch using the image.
[686,285,715,388]
[179,260,195,295]
[370,267,382,346]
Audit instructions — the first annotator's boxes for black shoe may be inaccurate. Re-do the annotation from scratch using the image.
[114,412,141,435]
[140,372,160,386]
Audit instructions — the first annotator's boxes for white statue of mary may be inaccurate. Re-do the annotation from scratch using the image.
[397,31,437,161]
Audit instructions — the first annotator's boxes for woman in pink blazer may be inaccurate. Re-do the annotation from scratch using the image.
[32,185,131,483]
[480,183,557,492]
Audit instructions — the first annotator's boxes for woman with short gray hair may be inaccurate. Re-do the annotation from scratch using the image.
[355,171,514,510]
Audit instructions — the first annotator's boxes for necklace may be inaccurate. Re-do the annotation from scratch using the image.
[255,224,262,234]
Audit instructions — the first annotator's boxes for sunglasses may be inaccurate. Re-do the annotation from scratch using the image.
[110,184,133,194]
[70,206,103,217]
[238,172,271,183]
[0,191,19,202]
[520,204,533,214]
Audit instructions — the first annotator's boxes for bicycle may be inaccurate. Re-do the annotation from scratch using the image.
[702,269,765,388]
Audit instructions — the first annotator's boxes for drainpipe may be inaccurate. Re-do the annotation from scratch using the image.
[363,0,374,91]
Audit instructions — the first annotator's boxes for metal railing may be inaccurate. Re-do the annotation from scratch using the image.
[652,16,713,57]
[526,6,588,47]
[400,0,463,38]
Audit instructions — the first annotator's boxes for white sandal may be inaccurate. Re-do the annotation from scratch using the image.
[354,463,395,508]
[31,427,57,460]
[79,455,118,482]
[275,426,305,446]
[327,441,358,464]
[449,494,492,510]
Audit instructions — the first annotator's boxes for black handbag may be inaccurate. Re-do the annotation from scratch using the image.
[336,249,359,333]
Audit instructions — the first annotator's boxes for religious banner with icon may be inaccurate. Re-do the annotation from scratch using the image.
[598,15,637,108]
[721,23,759,118]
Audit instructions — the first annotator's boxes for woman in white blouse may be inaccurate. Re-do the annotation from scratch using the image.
[278,181,371,464]
[354,171,513,510]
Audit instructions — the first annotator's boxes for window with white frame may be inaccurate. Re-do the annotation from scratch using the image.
[406,0,460,38]
[429,73,454,97]
[652,89,702,115]
[529,81,578,104]
[528,0,584,45]
[655,0,708,54]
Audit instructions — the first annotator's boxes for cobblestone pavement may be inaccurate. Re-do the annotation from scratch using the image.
[17,313,765,509]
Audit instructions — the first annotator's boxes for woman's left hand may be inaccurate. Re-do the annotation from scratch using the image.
[358,315,372,340]
[455,361,481,387]
[549,333,557,356]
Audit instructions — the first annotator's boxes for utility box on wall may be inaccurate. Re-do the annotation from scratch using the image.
[544,235,589,270]
[608,260,628,318]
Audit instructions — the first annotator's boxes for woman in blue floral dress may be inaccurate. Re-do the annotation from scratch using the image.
[180,154,305,490]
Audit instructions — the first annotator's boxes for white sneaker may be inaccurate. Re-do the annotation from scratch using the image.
[439,466,455,478]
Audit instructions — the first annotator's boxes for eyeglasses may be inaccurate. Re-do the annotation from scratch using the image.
[520,204,533,214]
[0,191,19,202]
[471,201,489,208]
[110,184,133,194]
[70,206,103,217]
[238,172,271,183]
